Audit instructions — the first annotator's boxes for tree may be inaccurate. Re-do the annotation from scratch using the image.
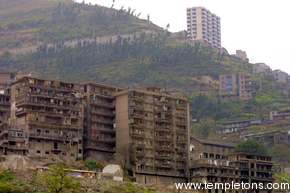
[270,144,290,166]
[192,118,216,138]
[84,160,104,171]
[0,170,26,193]
[235,140,268,156]
[36,164,82,193]
[254,93,274,119]
[274,173,290,192]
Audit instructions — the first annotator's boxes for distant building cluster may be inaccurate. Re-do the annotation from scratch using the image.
[191,73,253,101]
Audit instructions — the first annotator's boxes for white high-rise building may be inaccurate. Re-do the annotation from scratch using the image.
[187,7,221,48]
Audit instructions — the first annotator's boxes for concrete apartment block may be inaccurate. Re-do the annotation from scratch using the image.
[187,7,221,48]
[115,87,191,185]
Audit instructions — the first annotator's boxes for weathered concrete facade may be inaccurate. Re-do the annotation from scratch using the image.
[189,138,274,193]
[219,74,252,101]
[189,137,238,187]
[82,82,122,161]
[6,77,84,160]
[115,88,191,185]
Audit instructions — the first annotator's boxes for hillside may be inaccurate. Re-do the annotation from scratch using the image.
[0,0,161,55]
[1,0,290,123]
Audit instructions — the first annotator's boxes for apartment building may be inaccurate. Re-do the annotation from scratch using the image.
[5,77,84,160]
[219,74,252,101]
[229,153,273,185]
[187,7,221,48]
[189,137,238,185]
[82,82,122,161]
[115,87,191,185]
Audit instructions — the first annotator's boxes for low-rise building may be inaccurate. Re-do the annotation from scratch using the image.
[115,87,191,185]
[270,110,290,121]
[189,137,238,184]
[217,120,262,134]
[229,153,273,185]
[242,130,290,147]
[189,138,274,193]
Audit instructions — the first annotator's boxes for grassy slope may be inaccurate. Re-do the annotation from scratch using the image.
[0,0,161,52]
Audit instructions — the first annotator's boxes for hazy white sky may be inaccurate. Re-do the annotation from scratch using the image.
[80,0,290,73]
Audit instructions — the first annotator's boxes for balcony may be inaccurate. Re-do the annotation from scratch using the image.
[16,99,80,111]
[29,133,80,142]
[27,82,77,93]
[90,109,114,117]
[28,121,82,130]
[155,137,172,142]
[97,138,115,144]
[85,144,115,152]
[91,119,113,125]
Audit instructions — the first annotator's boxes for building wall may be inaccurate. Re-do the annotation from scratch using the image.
[135,173,186,186]
[115,93,130,166]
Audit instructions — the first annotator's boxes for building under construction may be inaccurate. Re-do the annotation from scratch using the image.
[6,77,84,160]
[82,82,121,161]
[115,87,191,185]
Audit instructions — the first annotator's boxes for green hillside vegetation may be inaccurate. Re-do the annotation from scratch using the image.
[235,140,268,156]
[0,0,161,51]
[1,33,252,86]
